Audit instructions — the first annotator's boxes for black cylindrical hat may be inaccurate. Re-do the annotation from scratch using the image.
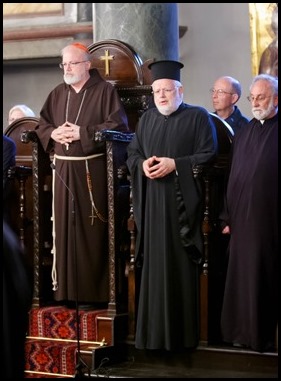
[148,60,184,82]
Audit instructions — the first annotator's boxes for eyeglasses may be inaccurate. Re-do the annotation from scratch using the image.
[152,87,179,95]
[209,89,234,96]
[59,61,88,69]
[247,95,272,103]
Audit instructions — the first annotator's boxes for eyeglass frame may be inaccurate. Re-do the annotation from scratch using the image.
[247,95,273,103]
[151,87,180,96]
[59,61,89,69]
[209,88,234,96]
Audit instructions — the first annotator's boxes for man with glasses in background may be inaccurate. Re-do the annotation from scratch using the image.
[127,60,217,351]
[35,42,129,309]
[210,75,249,134]
[220,74,278,352]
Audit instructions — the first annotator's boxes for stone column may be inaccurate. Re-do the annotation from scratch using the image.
[93,3,179,62]
[74,3,93,42]
[78,3,93,22]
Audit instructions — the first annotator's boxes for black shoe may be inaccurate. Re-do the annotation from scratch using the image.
[233,342,249,349]
[233,342,244,348]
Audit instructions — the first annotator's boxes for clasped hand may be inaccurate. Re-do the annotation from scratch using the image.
[143,155,176,179]
[51,121,80,145]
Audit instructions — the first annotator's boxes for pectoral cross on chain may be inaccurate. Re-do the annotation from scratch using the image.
[89,207,97,225]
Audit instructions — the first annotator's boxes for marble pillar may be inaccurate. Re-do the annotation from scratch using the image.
[78,3,93,22]
[93,3,179,62]
[75,3,93,42]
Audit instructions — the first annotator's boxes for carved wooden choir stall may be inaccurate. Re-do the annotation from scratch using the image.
[4,39,233,377]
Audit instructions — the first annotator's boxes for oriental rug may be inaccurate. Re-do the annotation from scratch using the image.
[28,306,107,341]
[25,306,108,377]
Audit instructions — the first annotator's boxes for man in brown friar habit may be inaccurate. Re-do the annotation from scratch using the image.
[36,42,129,308]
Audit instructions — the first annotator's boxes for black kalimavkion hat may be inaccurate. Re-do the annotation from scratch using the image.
[148,60,184,82]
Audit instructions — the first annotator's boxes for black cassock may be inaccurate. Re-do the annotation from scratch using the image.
[221,114,278,352]
[127,103,217,350]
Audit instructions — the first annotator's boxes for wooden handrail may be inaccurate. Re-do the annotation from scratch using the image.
[3,22,92,42]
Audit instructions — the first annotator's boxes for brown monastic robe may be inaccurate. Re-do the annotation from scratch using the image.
[36,69,128,303]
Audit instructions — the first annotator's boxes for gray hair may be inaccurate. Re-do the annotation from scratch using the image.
[61,43,92,61]
[223,76,242,98]
[9,104,35,118]
[250,74,278,95]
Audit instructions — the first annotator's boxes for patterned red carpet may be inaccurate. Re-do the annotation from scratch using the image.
[28,305,107,341]
[25,306,107,377]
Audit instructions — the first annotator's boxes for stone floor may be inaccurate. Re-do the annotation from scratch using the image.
[81,343,278,379]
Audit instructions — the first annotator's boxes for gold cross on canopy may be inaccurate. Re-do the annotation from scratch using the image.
[100,50,114,76]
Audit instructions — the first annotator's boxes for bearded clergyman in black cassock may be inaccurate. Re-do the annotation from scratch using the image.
[127,60,218,350]
[220,74,278,353]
